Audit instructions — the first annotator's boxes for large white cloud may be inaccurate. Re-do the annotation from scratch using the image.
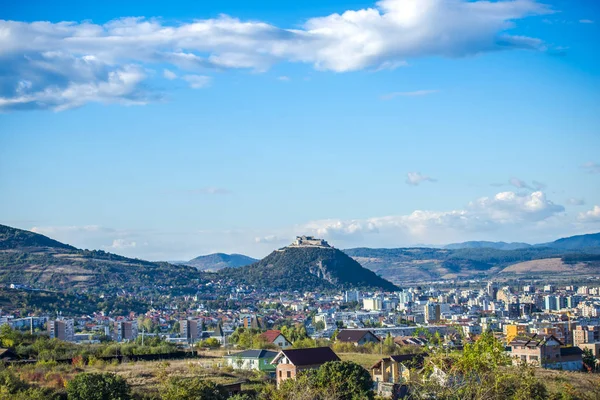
[0,0,551,110]
[300,191,565,244]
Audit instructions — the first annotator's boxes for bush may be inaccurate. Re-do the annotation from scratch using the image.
[66,372,131,400]
[160,377,228,400]
[0,368,28,394]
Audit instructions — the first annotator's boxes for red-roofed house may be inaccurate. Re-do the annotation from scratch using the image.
[260,330,292,348]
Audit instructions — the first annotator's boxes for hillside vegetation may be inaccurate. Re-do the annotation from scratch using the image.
[220,246,399,292]
[0,224,205,295]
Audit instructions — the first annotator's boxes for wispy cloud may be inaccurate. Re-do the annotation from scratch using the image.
[493,177,546,191]
[0,0,552,111]
[277,76,290,82]
[579,19,594,24]
[566,198,585,206]
[163,69,177,80]
[406,172,437,186]
[381,90,439,100]
[582,162,600,174]
[182,75,212,89]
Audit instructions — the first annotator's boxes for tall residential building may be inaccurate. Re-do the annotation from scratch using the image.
[344,290,360,303]
[113,320,138,342]
[544,295,558,311]
[425,303,441,323]
[48,319,75,342]
[181,319,201,343]
[363,297,383,311]
[486,282,498,300]
[573,325,600,346]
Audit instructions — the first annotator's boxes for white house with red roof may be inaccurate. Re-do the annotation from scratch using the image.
[260,329,292,348]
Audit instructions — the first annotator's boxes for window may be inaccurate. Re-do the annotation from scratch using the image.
[287,371,291,378]
[279,371,282,377]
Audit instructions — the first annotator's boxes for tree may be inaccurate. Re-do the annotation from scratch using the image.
[160,377,228,400]
[198,338,221,349]
[314,361,374,400]
[66,373,131,400]
[314,320,325,331]
[583,348,596,372]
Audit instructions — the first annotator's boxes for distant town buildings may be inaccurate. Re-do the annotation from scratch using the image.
[113,320,138,342]
[181,319,201,343]
[48,319,75,342]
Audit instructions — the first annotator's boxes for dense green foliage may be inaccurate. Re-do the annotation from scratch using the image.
[221,246,399,291]
[261,361,373,400]
[160,377,228,400]
[0,224,75,250]
[1,325,178,360]
[0,368,58,400]
[66,372,131,400]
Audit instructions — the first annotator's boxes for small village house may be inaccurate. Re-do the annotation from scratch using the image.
[336,329,381,346]
[259,329,292,348]
[509,334,583,371]
[271,347,340,387]
[224,349,278,372]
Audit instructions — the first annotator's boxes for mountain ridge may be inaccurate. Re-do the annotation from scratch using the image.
[220,244,400,292]
[0,224,204,295]
[182,253,257,271]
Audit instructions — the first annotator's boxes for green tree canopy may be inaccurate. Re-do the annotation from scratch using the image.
[66,373,131,400]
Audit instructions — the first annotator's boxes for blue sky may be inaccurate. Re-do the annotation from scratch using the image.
[0,0,599,260]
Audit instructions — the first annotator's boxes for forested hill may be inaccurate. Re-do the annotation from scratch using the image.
[220,245,400,292]
[0,224,204,295]
[0,224,75,250]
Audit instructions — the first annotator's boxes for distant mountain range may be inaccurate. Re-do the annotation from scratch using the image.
[444,233,600,251]
[444,241,531,250]
[2,223,600,294]
[179,253,257,271]
[219,244,400,292]
[344,232,600,284]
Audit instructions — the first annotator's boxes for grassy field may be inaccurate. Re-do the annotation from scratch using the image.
[338,352,383,369]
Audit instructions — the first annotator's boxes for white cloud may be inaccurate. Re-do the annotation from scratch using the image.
[582,162,600,174]
[163,69,177,80]
[254,235,283,244]
[0,0,552,110]
[579,19,594,24]
[406,172,437,186]
[509,177,532,189]
[31,225,108,235]
[182,75,211,89]
[566,198,585,206]
[277,76,291,81]
[579,205,600,222]
[381,90,438,100]
[299,190,565,245]
[105,239,137,249]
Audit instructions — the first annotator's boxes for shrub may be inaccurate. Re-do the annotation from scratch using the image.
[66,372,131,400]
[160,377,228,400]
